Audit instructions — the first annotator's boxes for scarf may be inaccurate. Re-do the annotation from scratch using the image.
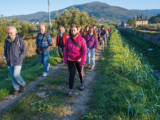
[58,32,64,37]
[89,33,93,35]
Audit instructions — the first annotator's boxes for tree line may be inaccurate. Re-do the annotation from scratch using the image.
[0,15,35,43]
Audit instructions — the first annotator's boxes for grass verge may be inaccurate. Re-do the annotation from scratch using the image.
[82,30,160,119]
[120,31,160,71]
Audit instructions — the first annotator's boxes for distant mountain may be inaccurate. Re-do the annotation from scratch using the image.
[8,2,153,23]
[132,9,160,15]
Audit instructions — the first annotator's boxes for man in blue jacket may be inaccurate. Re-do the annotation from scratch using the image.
[4,26,27,95]
[36,25,53,77]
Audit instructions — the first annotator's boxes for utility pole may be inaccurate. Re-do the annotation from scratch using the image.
[48,0,51,32]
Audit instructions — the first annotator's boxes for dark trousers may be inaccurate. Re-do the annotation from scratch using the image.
[58,46,64,58]
[67,60,84,89]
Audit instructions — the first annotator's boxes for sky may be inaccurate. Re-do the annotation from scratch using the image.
[0,0,159,16]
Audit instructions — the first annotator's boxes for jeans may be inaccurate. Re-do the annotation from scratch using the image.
[39,49,49,72]
[87,48,95,67]
[58,46,64,58]
[8,66,26,90]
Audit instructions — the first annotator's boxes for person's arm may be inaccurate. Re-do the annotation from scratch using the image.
[4,40,6,57]
[56,35,59,49]
[35,34,39,49]
[95,37,98,51]
[80,39,87,66]
[19,39,27,60]
[64,33,68,46]
[64,39,69,64]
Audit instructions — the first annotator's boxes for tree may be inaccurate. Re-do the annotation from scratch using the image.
[127,19,136,27]
[149,14,160,24]
[121,20,124,27]
[137,14,139,20]
[53,7,98,31]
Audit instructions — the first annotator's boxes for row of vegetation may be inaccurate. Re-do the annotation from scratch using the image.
[0,15,35,43]
[82,30,160,119]
[137,24,160,31]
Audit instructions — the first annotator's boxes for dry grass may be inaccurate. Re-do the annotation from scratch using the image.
[0,38,56,68]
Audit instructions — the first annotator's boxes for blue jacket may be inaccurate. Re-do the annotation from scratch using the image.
[4,35,27,67]
[36,32,53,50]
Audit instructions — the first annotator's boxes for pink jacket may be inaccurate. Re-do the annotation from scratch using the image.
[64,34,87,66]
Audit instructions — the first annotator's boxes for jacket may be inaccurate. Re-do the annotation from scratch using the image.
[84,34,98,49]
[4,35,27,66]
[56,32,67,47]
[64,34,87,66]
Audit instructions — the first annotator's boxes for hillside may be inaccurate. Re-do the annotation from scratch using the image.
[132,9,160,15]
[8,2,153,23]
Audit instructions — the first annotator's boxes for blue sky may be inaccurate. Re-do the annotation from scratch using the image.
[0,0,159,16]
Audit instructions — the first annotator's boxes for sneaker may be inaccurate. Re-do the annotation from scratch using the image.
[79,83,84,90]
[66,89,73,96]
[47,63,50,72]
[12,90,19,95]
[19,85,25,93]
[42,72,47,77]
[91,66,94,70]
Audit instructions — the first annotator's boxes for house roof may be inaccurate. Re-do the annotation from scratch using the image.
[136,19,148,21]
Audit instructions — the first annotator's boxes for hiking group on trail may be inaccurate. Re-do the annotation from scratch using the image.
[3,24,111,96]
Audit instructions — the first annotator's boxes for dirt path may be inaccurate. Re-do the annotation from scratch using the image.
[0,64,64,116]
[0,50,103,119]
[59,52,103,120]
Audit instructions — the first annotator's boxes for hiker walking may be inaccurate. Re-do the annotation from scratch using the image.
[83,25,90,37]
[4,26,27,95]
[56,26,67,63]
[64,24,87,96]
[99,25,107,48]
[85,26,98,69]
[36,25,53,77]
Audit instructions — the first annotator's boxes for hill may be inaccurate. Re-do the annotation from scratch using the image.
[8,2,153,23]
[132,9,160,15]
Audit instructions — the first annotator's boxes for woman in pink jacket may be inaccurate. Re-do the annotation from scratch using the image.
[64,24,87,96]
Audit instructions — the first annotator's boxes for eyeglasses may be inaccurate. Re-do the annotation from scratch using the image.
[8,32,13,35]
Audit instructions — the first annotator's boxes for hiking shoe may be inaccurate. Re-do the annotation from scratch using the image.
[79,83,84,90]
[47,63,50,72]
[66,89,73,96]
[19,85,25,93]
[12,90,19,95]
[42,72,47,77]
[91,66,94,70]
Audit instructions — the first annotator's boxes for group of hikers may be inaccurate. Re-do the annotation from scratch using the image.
[3,24,111,96]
